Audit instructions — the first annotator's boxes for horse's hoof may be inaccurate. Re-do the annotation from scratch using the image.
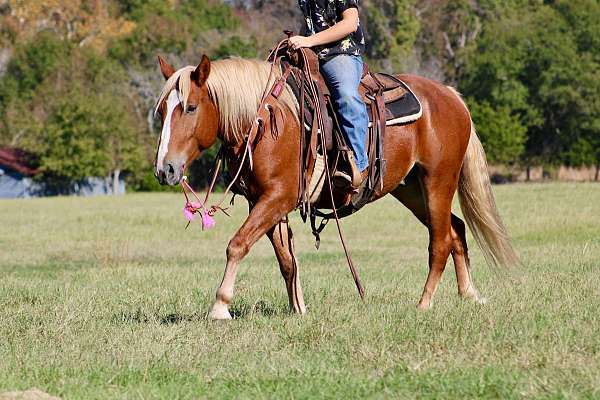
[460,288,487,305]
[291,304,308,315]
[208,304,232,320]
[416,301,431,311]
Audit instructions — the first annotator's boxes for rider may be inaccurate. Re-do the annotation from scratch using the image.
[289,0,369,189]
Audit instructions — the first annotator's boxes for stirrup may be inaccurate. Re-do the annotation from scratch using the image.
[332,170,353,190]
[347,154,363,188]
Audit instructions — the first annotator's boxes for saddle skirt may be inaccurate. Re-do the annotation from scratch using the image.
[359,72,423,127]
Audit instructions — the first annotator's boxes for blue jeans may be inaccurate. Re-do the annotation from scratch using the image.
[320,55,369,171]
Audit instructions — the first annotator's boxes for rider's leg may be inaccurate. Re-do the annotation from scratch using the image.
[320,55,369,174]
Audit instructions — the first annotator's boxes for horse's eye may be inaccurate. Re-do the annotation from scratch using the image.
[186,104,197,113]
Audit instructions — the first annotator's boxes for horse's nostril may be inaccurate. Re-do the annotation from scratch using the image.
[167,163,175,175]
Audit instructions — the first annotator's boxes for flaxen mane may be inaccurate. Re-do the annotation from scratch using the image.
[155,58,298,144]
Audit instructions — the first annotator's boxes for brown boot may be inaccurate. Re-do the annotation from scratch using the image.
[347,153,364,188]
[353,168,369,191]
[333,168,368,191]
[333,154,368,190]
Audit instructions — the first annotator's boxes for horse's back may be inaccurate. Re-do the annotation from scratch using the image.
[395,73,471,165]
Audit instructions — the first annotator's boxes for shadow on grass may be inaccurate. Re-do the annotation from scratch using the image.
[159,313,203,325]
[229,299,281,319]
[110,309,204,325]
[111,299,284,324]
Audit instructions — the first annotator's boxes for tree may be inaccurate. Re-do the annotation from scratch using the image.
[1,33,148,192]
[0,0,251,192]
[468,100,526,164]
[0,31,71,146]
[32,76,147,192]
[414,0,481,83]
[460,2,600,169]
[363,0,420,72]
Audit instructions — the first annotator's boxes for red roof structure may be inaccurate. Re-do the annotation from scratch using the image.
[0,147,40,176]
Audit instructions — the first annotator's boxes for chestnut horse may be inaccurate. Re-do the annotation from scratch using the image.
[154,54,518,320]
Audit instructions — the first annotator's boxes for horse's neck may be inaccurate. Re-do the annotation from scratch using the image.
[216,129,245,160]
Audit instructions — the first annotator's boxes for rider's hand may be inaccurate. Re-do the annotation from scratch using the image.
[288,36,314,50]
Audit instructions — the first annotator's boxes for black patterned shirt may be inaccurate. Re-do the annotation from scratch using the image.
[298,0,365,62]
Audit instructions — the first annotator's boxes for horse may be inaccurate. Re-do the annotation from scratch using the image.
[153,54,519,320]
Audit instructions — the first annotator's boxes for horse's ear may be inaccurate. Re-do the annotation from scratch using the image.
[158,55,175,80]
[191,54,211,86]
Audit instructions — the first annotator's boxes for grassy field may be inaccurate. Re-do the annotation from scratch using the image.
[1,183,599,399]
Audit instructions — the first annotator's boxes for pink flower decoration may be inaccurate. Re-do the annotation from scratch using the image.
[183,205,196,221]
[201,210,216,230]
[182,199,215,230]
[183,201,202,222]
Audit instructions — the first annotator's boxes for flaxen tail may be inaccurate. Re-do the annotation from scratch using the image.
[458,123,519,268]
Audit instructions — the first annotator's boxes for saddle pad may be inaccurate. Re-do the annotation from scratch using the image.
[308,153,326,204]
[364,76,422,127]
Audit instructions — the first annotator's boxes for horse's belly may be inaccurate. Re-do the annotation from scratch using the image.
[380,124,418,193]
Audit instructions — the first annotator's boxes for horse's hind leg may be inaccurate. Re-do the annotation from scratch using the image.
[391,180,449,309]
[416,175,456,309]
[450,214,485,304]
[267,217,306,314]
[392,173,470,309]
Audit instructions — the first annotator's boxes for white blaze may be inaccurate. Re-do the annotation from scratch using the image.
[156,90,181,171]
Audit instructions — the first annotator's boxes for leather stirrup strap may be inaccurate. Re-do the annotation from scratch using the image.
[297,47,365,300]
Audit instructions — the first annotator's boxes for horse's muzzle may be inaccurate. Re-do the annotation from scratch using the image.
[155,161,184,186]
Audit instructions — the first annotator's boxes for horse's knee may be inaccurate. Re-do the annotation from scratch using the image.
[226,236,248,263]
[280,249,297,271]
[429,235,453,263]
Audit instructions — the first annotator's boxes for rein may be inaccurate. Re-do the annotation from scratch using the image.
[179,40,290,225]
[292,45,365,299]
[180,38,365,300]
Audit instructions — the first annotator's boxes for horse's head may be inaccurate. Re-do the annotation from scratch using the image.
[154,55,219,185]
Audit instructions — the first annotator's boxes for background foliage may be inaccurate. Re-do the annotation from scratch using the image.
[0,0,599,189]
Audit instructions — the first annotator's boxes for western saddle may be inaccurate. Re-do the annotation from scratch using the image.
[264,40,422,226]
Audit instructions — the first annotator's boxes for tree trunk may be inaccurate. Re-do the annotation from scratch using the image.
[526,165,531,182]
[112,169,121,195]
[595,161,599,182]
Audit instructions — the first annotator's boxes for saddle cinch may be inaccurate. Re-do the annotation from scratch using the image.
[269,45,422,223]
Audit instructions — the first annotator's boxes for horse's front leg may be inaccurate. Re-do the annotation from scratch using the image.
[209,194,293,320]
[267,217,306,314]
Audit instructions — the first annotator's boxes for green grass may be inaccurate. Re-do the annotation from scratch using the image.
[1,183,599,399]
